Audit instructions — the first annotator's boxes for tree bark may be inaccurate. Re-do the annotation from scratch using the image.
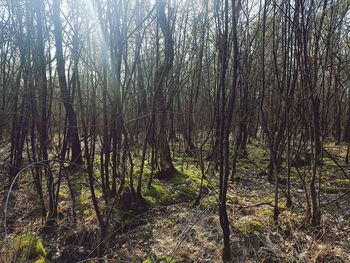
[52,0,83,165]
[154,0,176,177]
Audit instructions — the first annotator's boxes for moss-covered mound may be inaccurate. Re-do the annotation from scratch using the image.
[13,233,46,263]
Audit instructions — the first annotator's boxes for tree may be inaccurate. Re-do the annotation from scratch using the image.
[154,0,176,177]
[52,0,83,166]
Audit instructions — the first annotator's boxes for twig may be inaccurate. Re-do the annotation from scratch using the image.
[234,201,274,209]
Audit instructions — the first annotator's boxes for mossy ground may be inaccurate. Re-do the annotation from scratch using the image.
[237,219,264,234]
[2,139,350,262]
[142,171,204,206]
[2,233,46,263]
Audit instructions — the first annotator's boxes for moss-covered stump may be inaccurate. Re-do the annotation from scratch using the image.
[143,171,200,206]
[5,233,47,263]
[144,184,174,205]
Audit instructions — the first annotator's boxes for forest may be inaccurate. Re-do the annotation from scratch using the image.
[0,0,350,262]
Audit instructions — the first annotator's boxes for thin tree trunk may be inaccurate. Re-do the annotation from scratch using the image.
[52,0,83,165]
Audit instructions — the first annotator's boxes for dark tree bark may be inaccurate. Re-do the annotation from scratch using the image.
[52,0,83,166]
[154,0,176,177]
[33,0,52,221]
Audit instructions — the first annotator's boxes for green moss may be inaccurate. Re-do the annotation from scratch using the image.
[173,186,197,202]
[322,157,337,168]
[335,179,350,184]
[172,165,209,189]
[149,184,167,195]
[168,172,188,185]
[321,186,350,194]
[58,184,70,200]
[259,196,273,203]
[144,195,156,205]
[83,208,95,217]
[144,184,174,205]
[183,167,200,178]
[199,197,216,209]
[237,220,264,234]
[165,219,174,227]
[260,209,273,216]
[324,140,336,147]
[76,186,104,216]
[94,169,101,179]
[278,202,287,211]
[227,195,242,205]
[141,162,207,207]
[185,172,205,188]
[15,233,46,263]
[159,194,174,205]
[76,187,91,214]
[247,141,269,162]
[237,159,251,170]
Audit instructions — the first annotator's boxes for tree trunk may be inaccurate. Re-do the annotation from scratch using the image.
[52,0,83,165]
[154,0,175,177]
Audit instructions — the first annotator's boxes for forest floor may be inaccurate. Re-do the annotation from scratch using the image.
[1,139,350,262]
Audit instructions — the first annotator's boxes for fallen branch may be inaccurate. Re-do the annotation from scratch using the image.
[228,201,274,209]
